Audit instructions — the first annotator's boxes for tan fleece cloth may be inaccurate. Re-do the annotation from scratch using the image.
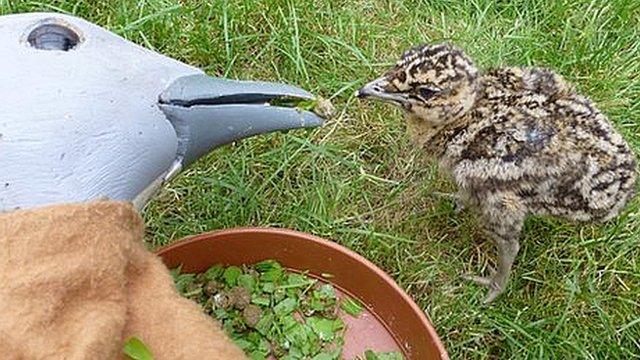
[0,201,246,360]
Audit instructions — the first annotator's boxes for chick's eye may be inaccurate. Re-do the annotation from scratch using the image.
[418,87,439,99]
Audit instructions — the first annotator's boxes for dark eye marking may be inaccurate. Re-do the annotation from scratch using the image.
[418,87,440,100]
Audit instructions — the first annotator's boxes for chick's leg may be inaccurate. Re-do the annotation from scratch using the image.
[463,193,524,304]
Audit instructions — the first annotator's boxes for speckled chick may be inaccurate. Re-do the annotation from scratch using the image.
[357,43,637,303]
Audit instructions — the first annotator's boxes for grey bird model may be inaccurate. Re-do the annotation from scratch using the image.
[0,13,325,212]
[357,43,636,303]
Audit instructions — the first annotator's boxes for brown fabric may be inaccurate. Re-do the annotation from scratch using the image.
[0,201,246,360]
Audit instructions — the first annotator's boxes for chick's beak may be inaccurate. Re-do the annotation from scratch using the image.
[356,77,386,98]
[355,77,405,104]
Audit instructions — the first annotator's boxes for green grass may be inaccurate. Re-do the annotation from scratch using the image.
[3,0,639,358]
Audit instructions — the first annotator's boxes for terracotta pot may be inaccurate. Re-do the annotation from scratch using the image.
[156,227,449,360]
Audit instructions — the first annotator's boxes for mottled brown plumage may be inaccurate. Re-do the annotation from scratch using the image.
[357,43,637,303]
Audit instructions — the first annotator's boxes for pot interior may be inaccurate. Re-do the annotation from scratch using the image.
[156,227,448,360]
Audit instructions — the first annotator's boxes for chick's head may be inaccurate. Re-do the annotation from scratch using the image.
[358,43,479,126]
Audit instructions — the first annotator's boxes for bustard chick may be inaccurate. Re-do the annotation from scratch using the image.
[357,43,637,303]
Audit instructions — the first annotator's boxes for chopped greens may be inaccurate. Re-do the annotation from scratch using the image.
[359,350,405,360]
[268,96,309,109]
[223,265,243,286]
[268,96,335,119]
[173,260,403,359]
[340,297,364,317]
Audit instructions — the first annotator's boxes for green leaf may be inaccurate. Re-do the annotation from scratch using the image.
[269,97,318,112]
[296,99,318,111]
[274,298,298,316]
[255,312,274,336]
[309,297,325,312]
[257,338,271,355]
[261,267,284,282]
[311,353,334,360]
[340,296,364,317]
[213,308,229,320]
[262,282,276,293]
[283,320,309,350]
[171,268,195,295]
[183,285,202,298]
[204,264,223,281]
[364,350,405,360]
[284,345,304,359]
[251,294,270,306]
[223,266,242,286]
[281,273,315,290]
[256,260,284,282]
[273,288,287,303]
[169,266,182,281]
[280,356,299,360]
[254,259,282,272]
[123,337,154,360]
[233,338,254,351]
[238,273,256,290]
[307,317,343,341]
[378,352,404,360]
[316,284,337,300]
[249,350,266,360]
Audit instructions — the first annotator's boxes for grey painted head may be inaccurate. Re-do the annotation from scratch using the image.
[0,13,324,212]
